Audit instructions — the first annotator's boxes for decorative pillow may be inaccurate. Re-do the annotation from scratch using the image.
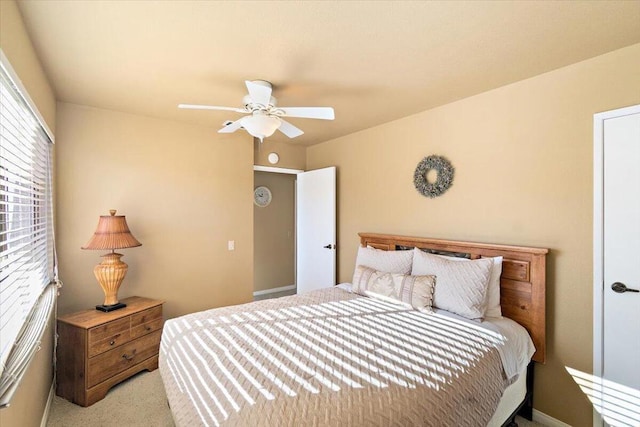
[352,246,413,284]
[434,254,503,317]
[352,265,435,310]
[410,248,493,320]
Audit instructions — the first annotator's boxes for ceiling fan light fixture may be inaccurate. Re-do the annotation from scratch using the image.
[241,114,281,142]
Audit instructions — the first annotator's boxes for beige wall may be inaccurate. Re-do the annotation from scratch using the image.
[307,43,640,426]
[0,0,56,133]
[254,139,306,170]
[55,103,254,319]
[254,171,296,292]
[0,2,56,426]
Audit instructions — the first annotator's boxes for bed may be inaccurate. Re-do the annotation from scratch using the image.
[159,233,548,427]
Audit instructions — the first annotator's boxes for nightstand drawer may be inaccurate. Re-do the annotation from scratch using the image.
[131,317,163,339]
[89,330,132,357]
[87,330,161,388]
[131,305,162,326]
[131,305,163,339]
[88,317,131,357]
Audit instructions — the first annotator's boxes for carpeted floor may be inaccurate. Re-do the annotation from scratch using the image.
[47,370,548,426]
[47,370,173,427]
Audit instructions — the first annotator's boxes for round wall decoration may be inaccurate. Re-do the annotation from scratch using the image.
[254,186,272,207]
[413,155,455,198]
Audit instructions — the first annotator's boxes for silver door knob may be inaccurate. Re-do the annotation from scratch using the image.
[611,282,640,293]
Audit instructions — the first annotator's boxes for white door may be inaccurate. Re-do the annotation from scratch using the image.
[595,105,640,427]
[296,167,336,293]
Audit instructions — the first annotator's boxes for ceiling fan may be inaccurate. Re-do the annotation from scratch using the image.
[179,80,335,142]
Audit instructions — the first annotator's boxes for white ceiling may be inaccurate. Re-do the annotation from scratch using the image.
[16,1,640,146]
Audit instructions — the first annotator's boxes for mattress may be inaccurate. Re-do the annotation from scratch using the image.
[160,287,532,427]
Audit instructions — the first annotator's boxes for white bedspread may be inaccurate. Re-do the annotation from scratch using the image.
[160,287,527,427]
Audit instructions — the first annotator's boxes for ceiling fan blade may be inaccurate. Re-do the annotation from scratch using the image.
[279,107,335,120]
[179,104,247,113]
[245,80,272,106]
[217,118,244,134]
[277,119,304,139]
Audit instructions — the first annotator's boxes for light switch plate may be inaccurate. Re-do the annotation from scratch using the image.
[228,240,235,251]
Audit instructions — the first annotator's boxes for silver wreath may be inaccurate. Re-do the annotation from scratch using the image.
[413,155,455,198]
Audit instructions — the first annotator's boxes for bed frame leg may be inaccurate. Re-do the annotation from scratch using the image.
[501,362,535,427]
[517,362,535,421]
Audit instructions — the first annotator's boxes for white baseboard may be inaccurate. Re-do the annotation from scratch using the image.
[533,409,572,427]
[40,379,55,427]
[253,284,296,297]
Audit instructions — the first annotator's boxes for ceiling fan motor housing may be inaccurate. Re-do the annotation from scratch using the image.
[243,95,277,110]
[243,80,277,110]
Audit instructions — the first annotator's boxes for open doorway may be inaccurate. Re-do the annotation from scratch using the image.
[253,166,300,300]
[253,165,336,300]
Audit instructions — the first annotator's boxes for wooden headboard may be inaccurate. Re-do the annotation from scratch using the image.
[359,232,549,364]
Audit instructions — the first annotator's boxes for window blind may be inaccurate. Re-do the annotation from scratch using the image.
[0,52,57,406]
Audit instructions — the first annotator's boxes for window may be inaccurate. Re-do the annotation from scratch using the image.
[0,51,57,406]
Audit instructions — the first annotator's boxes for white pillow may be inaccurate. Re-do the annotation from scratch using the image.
[352,246,413,283]
[433,253,503,317]
[411,248,493,320]
[352,265,435,310]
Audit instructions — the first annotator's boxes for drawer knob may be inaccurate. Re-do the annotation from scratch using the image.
[109,340,115,346]
[145,326,152,331]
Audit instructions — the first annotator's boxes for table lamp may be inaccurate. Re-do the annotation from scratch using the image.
[82,210,142,312]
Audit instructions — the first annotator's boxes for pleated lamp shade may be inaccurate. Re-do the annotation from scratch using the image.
[82,210,142,250]
[82,210,141,312]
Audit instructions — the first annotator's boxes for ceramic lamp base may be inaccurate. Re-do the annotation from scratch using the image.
[95,302,127,312]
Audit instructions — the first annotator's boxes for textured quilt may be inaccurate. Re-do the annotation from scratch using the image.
[159,287,508,427]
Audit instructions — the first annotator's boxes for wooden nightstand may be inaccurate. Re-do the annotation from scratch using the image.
[56,296,164,406]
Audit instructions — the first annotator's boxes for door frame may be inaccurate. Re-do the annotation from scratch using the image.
[253,165,303,296]
[592,104,640,427]
[254,165,304,175]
